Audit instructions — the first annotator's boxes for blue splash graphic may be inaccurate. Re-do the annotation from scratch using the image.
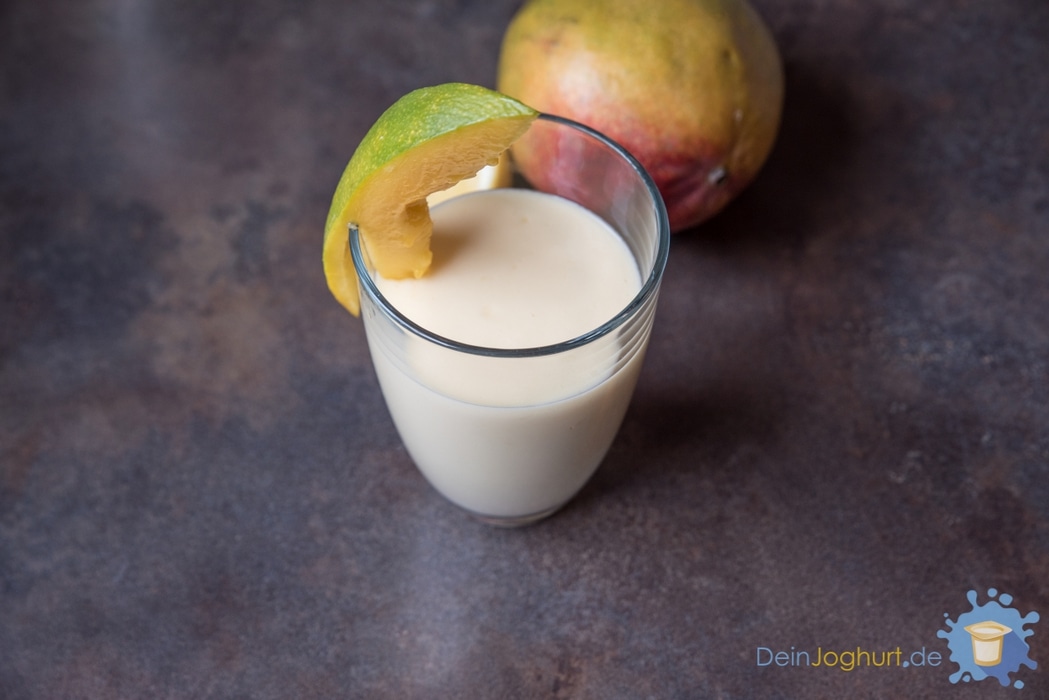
[937,588,1039,688]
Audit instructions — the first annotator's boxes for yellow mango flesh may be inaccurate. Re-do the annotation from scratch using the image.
[323,84,537,315]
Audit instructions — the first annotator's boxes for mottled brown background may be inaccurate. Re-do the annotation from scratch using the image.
[2,0,1047,697]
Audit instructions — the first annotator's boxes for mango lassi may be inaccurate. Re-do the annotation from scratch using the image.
[362,188,652,522]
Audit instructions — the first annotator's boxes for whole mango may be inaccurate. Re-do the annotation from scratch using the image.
[497,0,784,232]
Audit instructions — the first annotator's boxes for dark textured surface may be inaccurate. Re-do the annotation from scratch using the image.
[2,0,1048,697]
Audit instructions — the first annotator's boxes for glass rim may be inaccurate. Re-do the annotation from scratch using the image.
[349,112,671,358]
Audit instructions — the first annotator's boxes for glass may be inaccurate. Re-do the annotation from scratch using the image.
[351,114,670,526]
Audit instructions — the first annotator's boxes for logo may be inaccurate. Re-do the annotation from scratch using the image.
[937,588,1039,689]
[754,587,1039,690]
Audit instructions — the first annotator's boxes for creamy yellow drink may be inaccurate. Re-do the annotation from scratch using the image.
[364,188,648,520]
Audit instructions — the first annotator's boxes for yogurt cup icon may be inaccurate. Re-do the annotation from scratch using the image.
[964,620,1012,666]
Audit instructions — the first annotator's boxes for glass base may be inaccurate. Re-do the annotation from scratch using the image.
[468,502,565,528]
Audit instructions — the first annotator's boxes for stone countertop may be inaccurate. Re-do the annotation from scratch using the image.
[2,1,1047,697]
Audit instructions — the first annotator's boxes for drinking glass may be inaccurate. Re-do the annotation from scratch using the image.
[351,114,670,526]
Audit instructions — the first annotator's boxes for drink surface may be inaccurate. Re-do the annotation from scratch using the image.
[375,188,641,349]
